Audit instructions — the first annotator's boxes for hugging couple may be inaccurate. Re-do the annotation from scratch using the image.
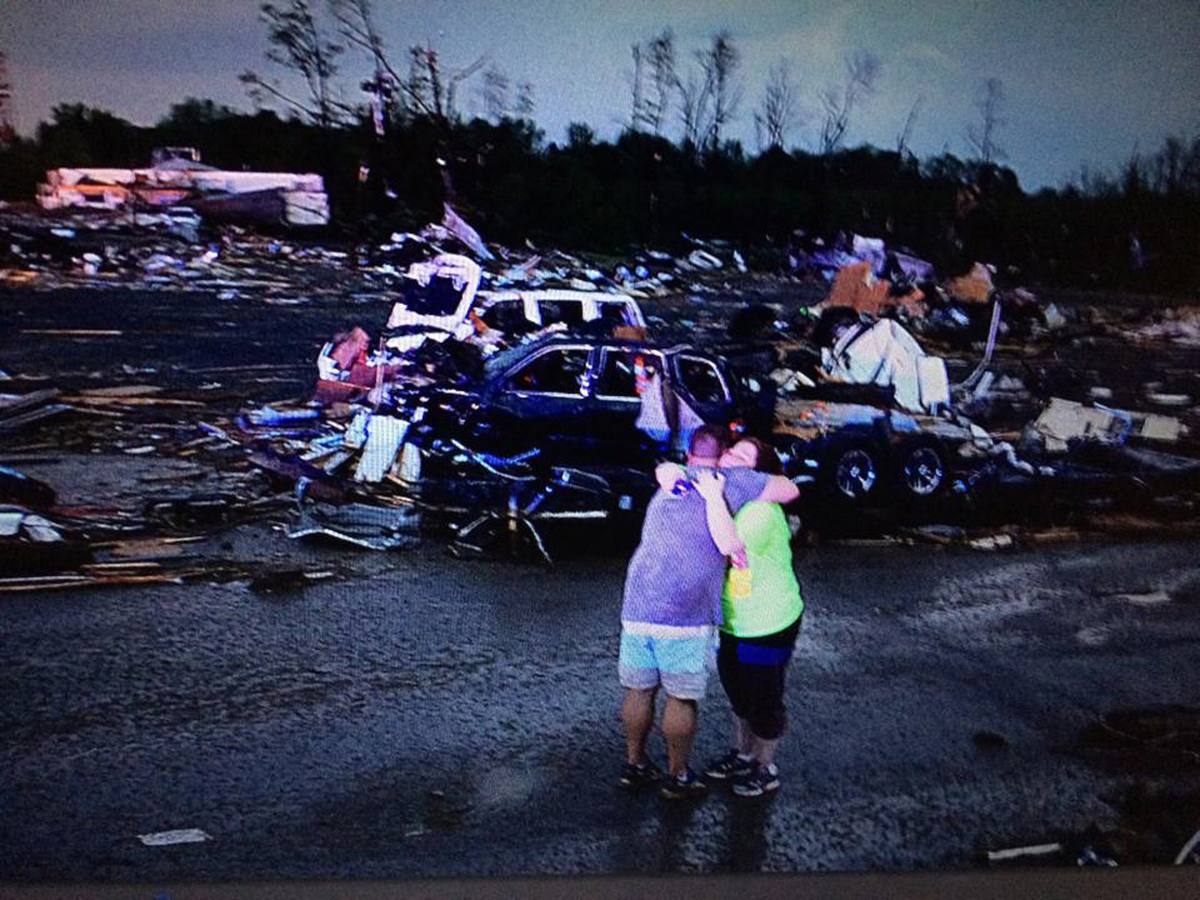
[618,424,806,799]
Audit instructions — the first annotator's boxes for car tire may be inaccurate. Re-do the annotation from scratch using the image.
[825,442,882,503]
[895,439,948,500]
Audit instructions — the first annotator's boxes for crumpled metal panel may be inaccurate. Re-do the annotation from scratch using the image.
[287,502,420,551]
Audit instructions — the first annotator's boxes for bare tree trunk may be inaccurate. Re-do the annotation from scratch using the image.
[700,31,741,152]
[240,0,352,128]
[629,42,646,130]
[896,94,924,157]
[819,50,881,155]
[755,58,798,151]
[646,29,676,135]
[967,77,1006,164]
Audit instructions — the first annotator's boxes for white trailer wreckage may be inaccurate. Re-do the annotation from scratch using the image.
[37,147,329,227]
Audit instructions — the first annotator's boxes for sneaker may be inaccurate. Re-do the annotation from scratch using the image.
[732,763,781,797]
[659,768,707,801]
[704,749,755,782]
[617,760,663,791]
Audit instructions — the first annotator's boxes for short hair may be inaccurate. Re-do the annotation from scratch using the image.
[689,423,731,459]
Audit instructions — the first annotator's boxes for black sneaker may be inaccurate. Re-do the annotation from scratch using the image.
[618,761,663,791]
[732,763,781,797]
[704,749,755,782]
[659,768,707,800]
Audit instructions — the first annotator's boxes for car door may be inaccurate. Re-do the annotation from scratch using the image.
[672,352,735,426]
[588,347,669,465]
[477,344,595,462]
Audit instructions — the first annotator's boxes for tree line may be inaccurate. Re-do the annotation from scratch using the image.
[0,0,1196,294]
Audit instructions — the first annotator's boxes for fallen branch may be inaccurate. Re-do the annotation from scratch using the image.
[1175,828,1200,865]
[986,842,1062,862]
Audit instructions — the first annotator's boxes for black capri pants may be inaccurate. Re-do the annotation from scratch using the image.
[716,617,802,741]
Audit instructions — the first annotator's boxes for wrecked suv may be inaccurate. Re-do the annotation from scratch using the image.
[423,335,773,474]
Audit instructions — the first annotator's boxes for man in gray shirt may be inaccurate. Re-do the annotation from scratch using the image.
[618,424,800,799]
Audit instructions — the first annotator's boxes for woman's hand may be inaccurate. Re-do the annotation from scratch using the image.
[691,468,726,502]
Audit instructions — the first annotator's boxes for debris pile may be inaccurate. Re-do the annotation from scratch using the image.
[4,193,1200,568]
[37,147,329,226]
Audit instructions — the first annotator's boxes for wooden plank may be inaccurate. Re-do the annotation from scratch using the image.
[20,329,124,337]
[78,385,164,398]
[0,573,186,593]
[61,396,205,408]
[0,389,61,415]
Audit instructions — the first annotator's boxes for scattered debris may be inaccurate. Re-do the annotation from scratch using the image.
[1106,590,1171,606]
[968,533,1016,551]
[1076,846,1119,867]
[986,842,1062,863]
[249,567,337,595]
[1174,828,1200,865]
[820,316,950,413]
[1031,398,1188,452]
[2,194,1199,564]
[0,505,91,575]
[288,502,421,551]
[0,389,72,434]
[136,828,212,847]
[945,262,996,305]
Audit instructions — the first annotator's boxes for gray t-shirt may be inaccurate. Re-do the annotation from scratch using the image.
[621,467,770,628]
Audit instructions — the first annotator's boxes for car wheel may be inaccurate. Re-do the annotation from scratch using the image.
[897,440,947,498]
[829,444,880,502]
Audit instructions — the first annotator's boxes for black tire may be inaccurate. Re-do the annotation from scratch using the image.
[824,442,882,503]
[894,439,948,500]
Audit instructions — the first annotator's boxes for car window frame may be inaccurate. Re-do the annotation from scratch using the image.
[472,292,647,331]
[676,353,732,405]
[593,347,666,403]
[501,344,594,399]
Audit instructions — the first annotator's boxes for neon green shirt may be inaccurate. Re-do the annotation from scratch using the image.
[721,501,804,637]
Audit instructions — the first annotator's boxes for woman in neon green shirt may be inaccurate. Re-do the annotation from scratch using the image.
[702,437,804,797]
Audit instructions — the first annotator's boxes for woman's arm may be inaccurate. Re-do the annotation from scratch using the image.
[757,474,800,505]
[691,470,745,557]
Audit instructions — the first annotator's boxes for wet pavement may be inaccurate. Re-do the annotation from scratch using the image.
[3,282,1200,881]
[2,527,1199,880]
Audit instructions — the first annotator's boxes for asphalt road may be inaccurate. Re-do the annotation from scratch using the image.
[3,527,1200,881]
[3,284,1199,883]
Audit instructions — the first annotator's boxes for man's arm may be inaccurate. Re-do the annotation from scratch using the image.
[654,461,686,493]
[756,474,800,505]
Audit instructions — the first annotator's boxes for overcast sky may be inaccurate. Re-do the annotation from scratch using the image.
[3,0,1198,189]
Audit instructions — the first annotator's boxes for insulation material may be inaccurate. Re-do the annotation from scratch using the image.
[354,416,409,483]
[825,319,947,413]
[826,261,925,317]
[442,203,494,260]
[1033,398,1187,453]
[946,262,995,304]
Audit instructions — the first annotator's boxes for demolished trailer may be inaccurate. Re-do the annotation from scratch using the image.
[314,254,651,404]
[36,147,329,227]
[314,253,485,401]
